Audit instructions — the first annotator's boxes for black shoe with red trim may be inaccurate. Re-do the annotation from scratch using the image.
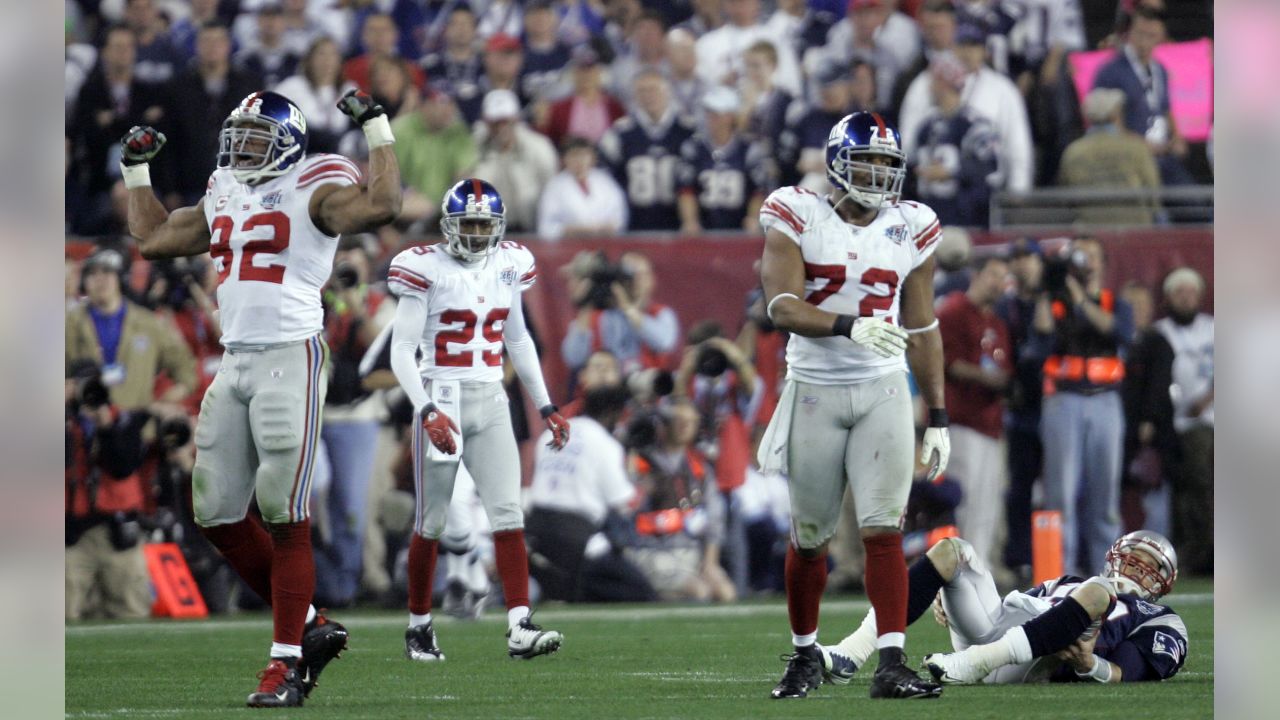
[246,658,305,708]
[298,611,349,697]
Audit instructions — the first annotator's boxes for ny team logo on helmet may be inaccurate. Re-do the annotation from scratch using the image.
[1104,529,1178,601]
[826,111,906,209]
[218,91,309,185]
[440,178,506,262]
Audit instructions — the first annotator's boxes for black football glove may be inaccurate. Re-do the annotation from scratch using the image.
[336,89,387,125]
[120,125,167,166]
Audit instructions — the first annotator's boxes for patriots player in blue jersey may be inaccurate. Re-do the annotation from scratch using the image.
[822,530,1187,686]
[675,86,770,233]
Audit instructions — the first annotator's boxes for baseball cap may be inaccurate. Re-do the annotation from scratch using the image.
[482,89,521,121]
[702,85,740,114]
[929,51,967,91]
[485,33,522,54]
[1082,88,1126,123]
[849,0,885,10]
[1008,237,1043,258]
[816,61,849,87]
[955,19,989,45]
[83,248,125,274]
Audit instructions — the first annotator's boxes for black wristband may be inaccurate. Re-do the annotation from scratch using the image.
[422,402,438,416]
[832,314,855,338]
[928,408,949,427]
[539,404,559,419]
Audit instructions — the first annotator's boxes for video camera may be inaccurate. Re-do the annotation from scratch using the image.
[1042,243,1090,296]
[67,360,110,413]
[577,251,634,310]
[150,256,209,309]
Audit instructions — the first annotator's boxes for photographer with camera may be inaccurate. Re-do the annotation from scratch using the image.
[562,251,680,378]
[315,236,398,607]
[1034,236,1135,576]
[65,360,154,620]
[144,254,222,413]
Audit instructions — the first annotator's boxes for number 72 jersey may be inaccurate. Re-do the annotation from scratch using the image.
[203,153,362,348]
[759,186,942,385]
[386,241,538,383]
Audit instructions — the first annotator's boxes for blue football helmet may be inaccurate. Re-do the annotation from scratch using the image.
[440,179,506,262]
[217,91,309,185]
[826,111,906,209]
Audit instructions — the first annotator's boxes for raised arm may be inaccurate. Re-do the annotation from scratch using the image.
[310,91,404,237]
[119,126,212,259]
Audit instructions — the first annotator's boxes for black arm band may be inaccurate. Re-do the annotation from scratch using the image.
[832,314,855,338]
[539,404,559,419]
[928,408,949,427]
[422,402,438,416]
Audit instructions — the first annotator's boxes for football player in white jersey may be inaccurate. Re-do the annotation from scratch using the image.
[121,89,403,707]
[387,178,571,662]
[756,111,950,700]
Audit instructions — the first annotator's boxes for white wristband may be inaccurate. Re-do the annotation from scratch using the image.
[362,114,395,148]
[905,319,939,335]
[1075,654,1113,683]
[120,162,152,189]
[766,292,799,322]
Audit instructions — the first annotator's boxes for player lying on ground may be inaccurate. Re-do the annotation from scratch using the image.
[122,89,402,707]
[387,179,570,662]
[821,530,1187,685]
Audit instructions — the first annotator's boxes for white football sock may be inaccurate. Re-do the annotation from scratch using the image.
[445,549,471,583]
[508,605,530,629]
[836,609,879,668]
[305,605,317,625]
[960,626,1033,672]
[876,631,905,650]
[270,642,302,659]
[791,631,817,648]
[410,612,432,628]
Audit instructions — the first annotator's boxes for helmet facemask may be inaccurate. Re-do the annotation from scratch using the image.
[218,114,302,185]
[442,214,505,264]
[828,146,905,209]
[1104,540,1177,601]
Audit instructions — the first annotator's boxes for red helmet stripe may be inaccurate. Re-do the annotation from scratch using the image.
[870,112,888,139]
[471,178,484,205]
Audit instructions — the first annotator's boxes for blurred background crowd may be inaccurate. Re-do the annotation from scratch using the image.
[64,0,1213,620]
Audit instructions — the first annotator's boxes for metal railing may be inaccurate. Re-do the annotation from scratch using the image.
[990,185,1214,230]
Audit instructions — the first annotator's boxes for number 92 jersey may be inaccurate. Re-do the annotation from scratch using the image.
[386,241,537,382]
[759,186,942,385]
[203,153,362,348]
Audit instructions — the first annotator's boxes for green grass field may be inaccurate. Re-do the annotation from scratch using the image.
[66,579,1213,720]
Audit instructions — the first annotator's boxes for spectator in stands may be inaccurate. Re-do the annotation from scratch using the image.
[273,36,358,154]
[626,398,737,602]
[900,16,1034,194]
[477,0,524,40]
[777,61,852,190]
[1091,7,1194,186]
[598,69,697,232]
[162,22,262,204]
[342,13,427,95]
[817,0,920,111]
[665,27,708,119]
[279,0,329,57]
[676,86,769,234]
[1058,88,1162,226]
[169,0,224,62]
[888,0,956,118]
[66,248,196,413]
[562,251,680,375]
[471,89,558,232]
[1119,280,1173,534]
[994,237,1049,583]
[697,0,803,97]
[739,40,793,160]
[124,0,182,84]
[65,360,154,621]
[609,11,670,109]
[601,0,643,55]
[847,56,882,116]
[142,256,221,414]
[421,5,484,111]
[233,3,300,89]
[312,237,398,608]
[369,54,420,120]
[933,225,973,298]
[936,254,1013,568]
[455,31,527,125]
[1154,268,1213,574]
[1035,236,1134,576]
[908,52,1002,228]
[561,349,624,418]
[675,0,726,38]
[393,88,476,226]
[70,25,165,202]
[537,136,629,241]
[526,385,657,603]
[519,0,574,105]
[763,0,838,63]
[540,46,627,148]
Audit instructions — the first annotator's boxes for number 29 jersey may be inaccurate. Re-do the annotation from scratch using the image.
[386,241,538,383]
[759,186,942,385]
[203,153,362,348]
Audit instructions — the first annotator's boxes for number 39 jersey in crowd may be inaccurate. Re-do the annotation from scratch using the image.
[758,186,941,385]
[203,153,362,348]
[386,241,537,383]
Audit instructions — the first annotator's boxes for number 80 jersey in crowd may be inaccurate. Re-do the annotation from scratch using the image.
[203,153,362,348]
[759,185,942,385]
[386,242,537,382]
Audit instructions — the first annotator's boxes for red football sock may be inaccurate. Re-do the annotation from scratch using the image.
[863,533,908,640]
[784,545,827,639]
[267,521,315,647]
[407,534,439,616]
[492,529,530,610]
[199,517,274,604]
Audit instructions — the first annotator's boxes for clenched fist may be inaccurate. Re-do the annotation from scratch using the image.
[120,125,167,166]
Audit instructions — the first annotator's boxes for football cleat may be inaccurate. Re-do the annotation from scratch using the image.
[298,611,348,697]
[442,579,488,621]
[246,658,305,708]
[870,658,943,699]
[923,651,988,685]
[770,647,823,699]
[405,621,445,662]
[506,616,562,659]
[818,643,858,685]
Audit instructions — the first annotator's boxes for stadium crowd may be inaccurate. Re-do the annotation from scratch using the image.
[64,0,1213,619]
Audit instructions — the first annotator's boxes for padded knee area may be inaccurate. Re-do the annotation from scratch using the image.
[250,391,303,452]
[1075,575,1119,617]
[927,537,968,581]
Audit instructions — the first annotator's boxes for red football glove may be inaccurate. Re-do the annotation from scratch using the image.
[422,404,459,455]
[541,405,570,451]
